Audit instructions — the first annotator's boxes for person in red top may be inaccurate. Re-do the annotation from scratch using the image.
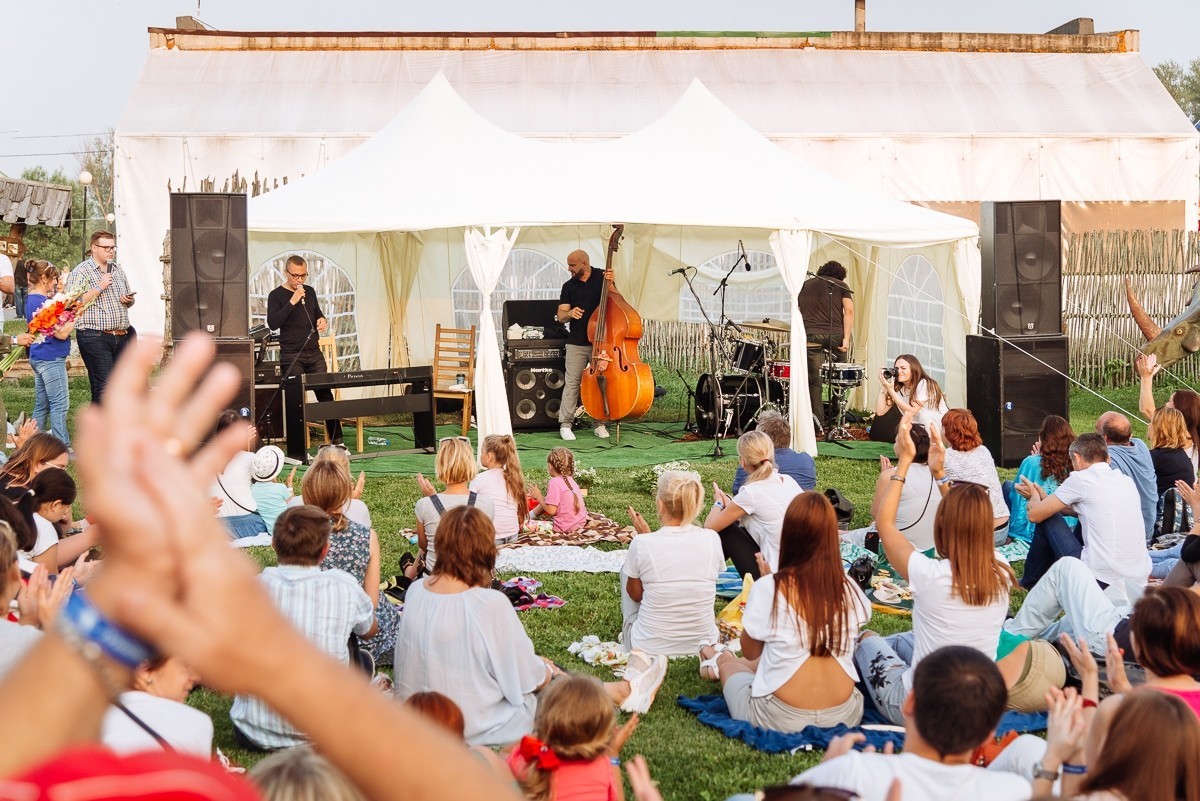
[507,675,637,801]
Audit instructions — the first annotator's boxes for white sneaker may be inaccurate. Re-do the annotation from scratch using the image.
[621,649,667,713]
[560,425,576,441]
[594,425,610,439]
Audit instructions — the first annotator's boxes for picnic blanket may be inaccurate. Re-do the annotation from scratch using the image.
[495,545,627,574]
[677,694,1048,754]
[504,513,635,548]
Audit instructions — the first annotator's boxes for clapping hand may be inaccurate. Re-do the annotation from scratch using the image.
[627,506,651,535]
[1135,353,1161,380]
[416,473,437,497]
[927,423,946,476]
[1043,687,1088,766]
[894,409,918,464]
[1105,633,1132,695]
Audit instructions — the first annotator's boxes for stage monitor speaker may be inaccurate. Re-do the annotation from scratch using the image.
[170,193,249,338]
[980,200,1062,338]
[178,338,255,426]
[966,334,1069,468]
[508,361,566,431]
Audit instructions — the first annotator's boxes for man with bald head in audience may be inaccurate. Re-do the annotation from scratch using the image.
[1096,411,1157,544]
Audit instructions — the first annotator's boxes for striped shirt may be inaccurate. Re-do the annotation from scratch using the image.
[230,565,374,749]
[67,257,132,331]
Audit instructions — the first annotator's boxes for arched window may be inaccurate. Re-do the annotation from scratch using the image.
[677,250,789,324]
[886,254,946,384]
[250,251,362,371]
[452,248,569,332]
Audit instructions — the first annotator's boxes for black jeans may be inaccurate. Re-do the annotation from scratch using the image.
[284,348,343,444]
[77,327,136,404]
[718,521,761,580]
[1021,513,1084,589]
[806,333,842,426]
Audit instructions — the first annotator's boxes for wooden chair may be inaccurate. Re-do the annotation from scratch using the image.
[431,324,476,436]
[304,336,366,453]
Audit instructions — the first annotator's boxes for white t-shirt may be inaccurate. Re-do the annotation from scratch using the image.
[414,493,494,570]
[624,525,725,656]
[210,450,256,517]
[469,468,520,541]
[732,471,803,571]
[891,463,941,553]
[1053,461,1151,588]
[0,254,13,281]
[18,513,59,571]
[101,691,214,757]
[0,620,42,680]
[794,752,1031,801]
[903,551,1009,692]
[902,379,949,430]
[287,495,372,530]
[742,574,870,697]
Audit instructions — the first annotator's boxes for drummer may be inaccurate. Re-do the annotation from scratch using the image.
[797,261,854,432]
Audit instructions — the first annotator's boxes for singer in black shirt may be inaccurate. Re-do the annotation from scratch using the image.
[266,254,342,445]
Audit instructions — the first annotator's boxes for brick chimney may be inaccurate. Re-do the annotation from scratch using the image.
[855,0,866,32]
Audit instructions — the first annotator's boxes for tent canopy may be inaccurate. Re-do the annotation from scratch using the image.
[249,73,979,243]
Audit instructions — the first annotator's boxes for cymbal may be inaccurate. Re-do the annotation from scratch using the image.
[741,319,791,333]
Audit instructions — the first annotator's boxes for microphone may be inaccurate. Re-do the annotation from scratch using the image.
[738,240,750,271]
[668,266,690,277]
[299,286,306,306]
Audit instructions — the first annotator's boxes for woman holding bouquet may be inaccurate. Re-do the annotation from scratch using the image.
[16,261,73,448]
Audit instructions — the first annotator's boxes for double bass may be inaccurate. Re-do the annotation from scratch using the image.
[579,224,655,424]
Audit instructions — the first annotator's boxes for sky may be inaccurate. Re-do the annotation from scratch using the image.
[2,0,1197,178]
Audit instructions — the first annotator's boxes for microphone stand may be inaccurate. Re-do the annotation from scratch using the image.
[684,269,727,458]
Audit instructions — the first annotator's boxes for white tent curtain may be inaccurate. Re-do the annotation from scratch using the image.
[769,230,817,456]
[464,227,520,446]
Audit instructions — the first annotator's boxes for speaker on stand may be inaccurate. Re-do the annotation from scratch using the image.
[169,193,249,339]
[980,200,1062,338]
[502,300,569,432]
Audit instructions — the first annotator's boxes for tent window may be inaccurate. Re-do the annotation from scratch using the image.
[677,250,789,324]
[886,254,946,385]
[452,248,569,332]
[250,252,362,371]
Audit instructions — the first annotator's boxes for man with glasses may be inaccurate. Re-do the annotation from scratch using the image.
[266,254,342,446]
[69,230,136,403]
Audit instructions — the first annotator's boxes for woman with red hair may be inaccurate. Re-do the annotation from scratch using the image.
[940,408,1010,544]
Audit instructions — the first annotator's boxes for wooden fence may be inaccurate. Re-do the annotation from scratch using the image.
[1065,230,1200,387]
[639,319,790,375]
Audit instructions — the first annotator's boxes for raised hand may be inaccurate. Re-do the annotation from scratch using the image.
[927,423,947,476]
[627,506,651,535]
[894,410,918,464]
[1105,633,1132,695]
[415,473,437,497]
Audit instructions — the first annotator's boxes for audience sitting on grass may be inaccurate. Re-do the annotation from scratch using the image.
[1137,352,1200,474]
[1004,415,1076,544]
[622,470,724,657]
[855,412,1016,726]
[16,467,96,576]
[404,691,513,782]
[940,408,1010,544]
[231,505,378,750]
[0,525,74,679]
[287,442,372,529]
[507,674,639,801]
[1095,411,1157,544]
[0,334,524,801]
[415,436,494,570]
[731,410,816,494]
[302,461,399,666]
[705,430,804,579]
[470,434,528,544]
[0,432,69,501]
[699,492,871,732]
[851,421,942,554]
[250,444,294,535]
[101,656,212,757]
[1148,406,1196,495]
[528,446,588,534]
[392,505,667,746]
[209,410,269,540]
[1016,431,1151,591]
[792,646,1032,800]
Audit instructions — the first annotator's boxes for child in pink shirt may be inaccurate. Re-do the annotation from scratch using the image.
[529,447,588,533]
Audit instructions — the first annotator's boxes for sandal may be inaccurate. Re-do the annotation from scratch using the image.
[698,641,733,681]
[399,552,417,573]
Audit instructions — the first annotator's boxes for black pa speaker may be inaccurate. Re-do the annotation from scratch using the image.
[177,338,256,425]
[507,362,566,431]
[980,201,1062,338]
[966,334,1069,468]
[170,193,249,338]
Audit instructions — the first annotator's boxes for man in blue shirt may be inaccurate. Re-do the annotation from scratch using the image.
[731,411,817,494]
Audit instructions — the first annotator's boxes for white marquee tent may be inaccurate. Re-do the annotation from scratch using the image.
[247,75,979,453]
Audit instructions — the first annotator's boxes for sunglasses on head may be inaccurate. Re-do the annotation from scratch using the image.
[437,436,471,450]
[317,443,349,453]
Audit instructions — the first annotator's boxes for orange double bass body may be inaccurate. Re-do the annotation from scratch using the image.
[579,225,655,423]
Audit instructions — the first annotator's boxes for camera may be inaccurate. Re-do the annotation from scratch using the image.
[881,367,895,380]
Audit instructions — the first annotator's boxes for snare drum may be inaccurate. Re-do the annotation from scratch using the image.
[820,362,866,387]
[729,338,767,374]
[767,361,791,381]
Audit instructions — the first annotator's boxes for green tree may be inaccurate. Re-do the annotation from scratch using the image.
[77,129,115,222]
[1154,58,1200,122]
[15,167,86,269]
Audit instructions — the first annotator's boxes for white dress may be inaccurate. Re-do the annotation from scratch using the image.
[392,581,546,746]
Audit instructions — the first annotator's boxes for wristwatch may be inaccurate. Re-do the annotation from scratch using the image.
[1032,761,1060,782]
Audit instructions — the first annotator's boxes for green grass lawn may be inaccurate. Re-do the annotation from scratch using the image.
[0,364,1167,800]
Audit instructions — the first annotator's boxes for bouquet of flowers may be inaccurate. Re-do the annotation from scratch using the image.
[0,290,90,377]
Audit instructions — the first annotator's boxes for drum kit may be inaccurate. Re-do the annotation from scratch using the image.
[693,318,867,443]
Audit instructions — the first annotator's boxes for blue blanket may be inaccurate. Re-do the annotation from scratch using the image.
[677,694,1047,754]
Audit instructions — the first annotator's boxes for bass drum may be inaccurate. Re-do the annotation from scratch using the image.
[696,374,766,438]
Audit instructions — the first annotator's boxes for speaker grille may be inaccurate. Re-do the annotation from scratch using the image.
[507,362,566,431]
[981,201,1062,338]
[170,194,249,338]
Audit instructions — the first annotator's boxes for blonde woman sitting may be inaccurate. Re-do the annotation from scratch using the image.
[623,471,725,657]
[415,437,494,572]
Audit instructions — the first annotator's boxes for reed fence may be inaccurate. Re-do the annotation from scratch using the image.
[1065,229,1200,387]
